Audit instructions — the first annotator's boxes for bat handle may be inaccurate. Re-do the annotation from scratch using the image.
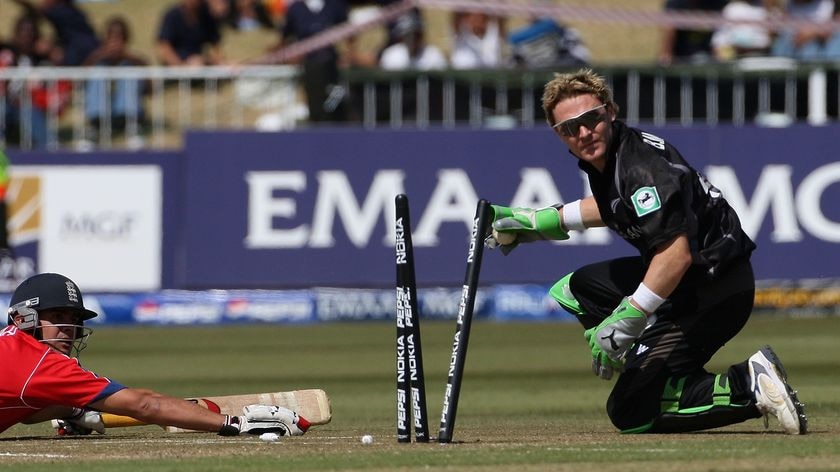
[101,413,148,428]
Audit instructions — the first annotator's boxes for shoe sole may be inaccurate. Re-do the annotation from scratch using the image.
[759,346,808,435]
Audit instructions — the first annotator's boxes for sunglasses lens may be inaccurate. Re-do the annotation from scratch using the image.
[580,110,602,128]
[558,108,603,137]
[560,122,576,137]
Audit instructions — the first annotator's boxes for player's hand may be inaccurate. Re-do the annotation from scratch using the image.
[588,342,621,380]
[485,205,517,253]
[584,298,648,379]
[53,408,105,435]
[483,228,519,254]
[219,405,310,436]
[485,205,569,252]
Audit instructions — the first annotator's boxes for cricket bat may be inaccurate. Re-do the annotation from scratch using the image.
[101,389,331,432]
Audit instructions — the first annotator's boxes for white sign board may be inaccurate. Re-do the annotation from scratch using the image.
[34,166,162,291]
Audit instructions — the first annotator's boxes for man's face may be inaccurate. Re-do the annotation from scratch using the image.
[14,18,38,45]
[463,12,488,37]
[105,22,128,46]
[551,94,615,171]
[35,309,83,355]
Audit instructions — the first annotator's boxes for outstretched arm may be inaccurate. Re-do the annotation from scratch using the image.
[88,388,308,436]
[485,196,604,253]
[90,388,225,432]
[24,391,219,434]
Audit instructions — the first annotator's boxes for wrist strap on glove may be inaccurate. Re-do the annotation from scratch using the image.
[561,200,586,231]
[630,282,665,314]
[219,415,241,436]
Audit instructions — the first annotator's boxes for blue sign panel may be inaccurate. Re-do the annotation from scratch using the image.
[181,125,840,289]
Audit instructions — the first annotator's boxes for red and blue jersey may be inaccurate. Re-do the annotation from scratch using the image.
[0,325,125,433]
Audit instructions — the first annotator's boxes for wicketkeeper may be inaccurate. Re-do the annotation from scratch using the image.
[0,272,310,437]
[486,68,807,434]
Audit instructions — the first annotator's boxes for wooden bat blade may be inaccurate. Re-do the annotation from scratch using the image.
[101,389,331,432]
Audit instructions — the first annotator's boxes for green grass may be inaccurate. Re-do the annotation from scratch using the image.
[1,316,839,471]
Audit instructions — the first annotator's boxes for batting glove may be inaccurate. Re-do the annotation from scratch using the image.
[53,408,105,436]
[584,298,649,380]
[219,405,310,436]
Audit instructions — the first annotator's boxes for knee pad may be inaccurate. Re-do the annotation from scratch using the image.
[549,272,583,316]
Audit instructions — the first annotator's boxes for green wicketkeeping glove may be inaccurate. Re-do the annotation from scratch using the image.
[586,339,623,380]
[583,298,648,380]
[487,204,569,247]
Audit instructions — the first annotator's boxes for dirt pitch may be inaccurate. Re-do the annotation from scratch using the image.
[1,317,839,471]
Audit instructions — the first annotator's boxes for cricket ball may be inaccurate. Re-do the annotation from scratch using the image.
[361,434,374,445]
[493,229,516,245]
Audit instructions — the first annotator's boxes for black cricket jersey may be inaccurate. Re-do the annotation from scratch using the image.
[578,120,756,278]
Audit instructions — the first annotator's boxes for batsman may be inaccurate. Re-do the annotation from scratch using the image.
[486,69,807,434]
[0,272,311,437]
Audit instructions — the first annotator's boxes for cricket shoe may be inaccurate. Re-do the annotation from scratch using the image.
[748,346,807,435]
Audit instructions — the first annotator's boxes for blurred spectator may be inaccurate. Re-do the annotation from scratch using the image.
[11,0,100,66]
[206,0,231,22]
[0,14,70,148]
[375,0,421,59]
[263,0,288,24]
[379,12,447,70]
[771,0,840,60]
[659,0,728,65]
[82,16,148,138]
[157,0,225,66]
[711,0,778,60]
[450,11,506,69]
[274,0,350,122]
[224,0,275,31]
[508,17,590,68]
[0,147,11,262]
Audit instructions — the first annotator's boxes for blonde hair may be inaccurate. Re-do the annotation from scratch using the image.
[541,68,619,128]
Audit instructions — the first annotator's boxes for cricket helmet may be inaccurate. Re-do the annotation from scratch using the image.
[7,273,98,356]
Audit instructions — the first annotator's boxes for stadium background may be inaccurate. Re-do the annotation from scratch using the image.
[1,0,664,65]
[1,2,839,469]
[1,0,837,323]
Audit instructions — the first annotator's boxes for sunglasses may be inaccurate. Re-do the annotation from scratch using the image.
[553,104,608,137]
